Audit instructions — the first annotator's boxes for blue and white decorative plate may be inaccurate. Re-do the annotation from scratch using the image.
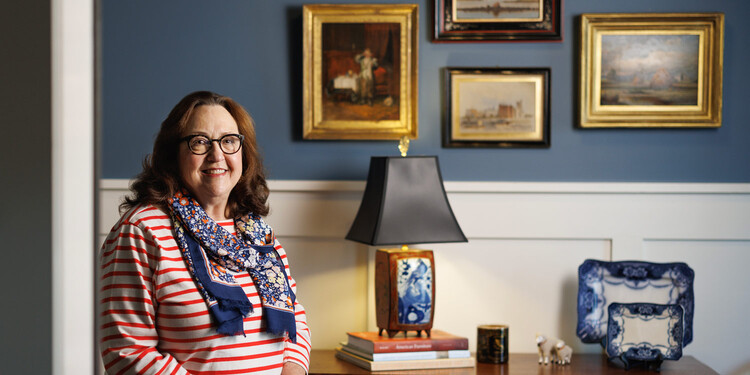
[606,303,684,361]
[576,259,694,346]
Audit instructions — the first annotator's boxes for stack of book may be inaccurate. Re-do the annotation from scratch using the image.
[335,330,474,371]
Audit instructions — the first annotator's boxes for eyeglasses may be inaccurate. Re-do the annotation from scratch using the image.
[181,134,245,155]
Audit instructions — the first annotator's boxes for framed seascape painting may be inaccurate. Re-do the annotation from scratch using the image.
[579,13,724,128]
[302,4,418,140]
[443,67,550,148]
[434,0,562,42]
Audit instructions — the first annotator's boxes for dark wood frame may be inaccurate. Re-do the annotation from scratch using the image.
[443,67,550,148]
[375,248,436,338]
[434,0,562,42]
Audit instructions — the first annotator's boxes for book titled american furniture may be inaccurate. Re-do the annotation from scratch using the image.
[339,342,471,361]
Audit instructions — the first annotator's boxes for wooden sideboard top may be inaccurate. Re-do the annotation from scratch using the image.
[309,350,718,375]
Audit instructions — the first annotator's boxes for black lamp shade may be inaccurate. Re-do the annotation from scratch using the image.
[346,156,467,246]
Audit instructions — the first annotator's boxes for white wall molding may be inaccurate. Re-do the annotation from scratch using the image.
[101,178,750,194]
[99,178,750,374]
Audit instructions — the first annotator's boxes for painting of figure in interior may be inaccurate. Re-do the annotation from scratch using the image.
[453,0,542,22]
[397,258,433,325]
[600,34,700,106]
[322,23,400,122]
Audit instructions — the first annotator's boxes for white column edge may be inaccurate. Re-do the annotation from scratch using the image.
[51,0,95,373]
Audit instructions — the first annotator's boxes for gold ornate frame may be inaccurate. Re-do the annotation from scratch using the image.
[302,4,418,140]
[579,13,724,128]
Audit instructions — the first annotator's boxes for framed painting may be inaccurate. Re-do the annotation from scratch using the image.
[302,4,418,140]
[434,0,562,42]
[579,13,724,128]
[443,67,550,148]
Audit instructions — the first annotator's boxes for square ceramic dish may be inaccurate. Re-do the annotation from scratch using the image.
[576,259,694,346]
[606,303,684,361]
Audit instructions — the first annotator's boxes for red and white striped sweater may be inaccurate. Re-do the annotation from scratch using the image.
[99,204,311,374]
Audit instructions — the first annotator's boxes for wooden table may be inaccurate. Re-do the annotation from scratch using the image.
[309,350,718,374]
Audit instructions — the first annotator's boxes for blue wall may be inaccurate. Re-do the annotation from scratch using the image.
[102,0,750,182]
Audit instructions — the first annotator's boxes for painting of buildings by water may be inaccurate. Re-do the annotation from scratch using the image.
[458,81,536,134]
[455,0,541,22]
[600,34,700,106]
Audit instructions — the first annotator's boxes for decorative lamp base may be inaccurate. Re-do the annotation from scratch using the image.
[375,247,436,338]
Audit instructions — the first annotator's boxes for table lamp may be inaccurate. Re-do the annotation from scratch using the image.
[346,149,467,338]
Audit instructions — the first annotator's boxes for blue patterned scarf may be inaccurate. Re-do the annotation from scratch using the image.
[168,191,296,342]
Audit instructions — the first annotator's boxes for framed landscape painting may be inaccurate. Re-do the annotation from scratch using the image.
[302,4,418,140]
[579,13,724,128]
[443,67,550,148]
[434,0,562,42]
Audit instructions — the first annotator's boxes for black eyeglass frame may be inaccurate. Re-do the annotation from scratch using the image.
[180,133,245,155]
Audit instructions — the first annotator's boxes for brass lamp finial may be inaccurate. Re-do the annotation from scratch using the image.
[398,136,410,157]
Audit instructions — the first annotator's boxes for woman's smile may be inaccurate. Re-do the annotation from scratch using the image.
[203,168,228,176]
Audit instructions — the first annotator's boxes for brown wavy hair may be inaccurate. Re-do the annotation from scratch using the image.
[121,91,270,217]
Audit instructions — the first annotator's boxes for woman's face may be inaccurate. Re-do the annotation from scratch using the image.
[179,105,243,212]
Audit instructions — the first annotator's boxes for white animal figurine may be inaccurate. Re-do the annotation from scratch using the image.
[554,341,573,365]
[535,334,561,365]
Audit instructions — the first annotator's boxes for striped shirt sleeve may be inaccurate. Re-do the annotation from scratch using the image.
[100,207,191,375]
[275,239,312,373]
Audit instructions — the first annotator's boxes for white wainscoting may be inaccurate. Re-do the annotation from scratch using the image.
[99,179,750,374]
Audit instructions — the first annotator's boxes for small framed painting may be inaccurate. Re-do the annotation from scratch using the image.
[443,67,550,148]
[434,0,562,42]
[579,13,724,128]
[302,4,419,140]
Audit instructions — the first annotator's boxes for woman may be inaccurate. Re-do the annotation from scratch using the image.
[100,91,310,374]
